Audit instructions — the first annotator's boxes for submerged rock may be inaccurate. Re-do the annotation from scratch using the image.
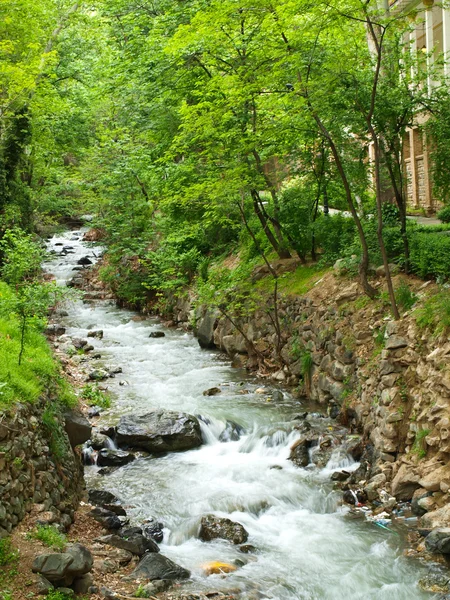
[128,553,190,581]
[199,515,248,545]
[219,420,245,442]
[115,410,202,453]
[203,387,221,396]
[149,331,166,338]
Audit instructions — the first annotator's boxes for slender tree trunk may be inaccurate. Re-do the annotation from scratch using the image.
[238,198,284,365]
[18,316,26,366]
[310,112,376,298]
[382,146,410,273]
[251,189,289,259]
[251,149,291,258]
[371,137,400,319]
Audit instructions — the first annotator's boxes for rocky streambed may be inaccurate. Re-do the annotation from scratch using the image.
[39,229,447,599]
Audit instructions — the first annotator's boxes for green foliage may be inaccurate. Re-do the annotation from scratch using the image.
[437,206,450,224]
[0,229,44,283]
[412,428,430,459]
[42,405,69,459]
[81,384,111,409]
[381,203,400,227]
[28,525,67,551]
[0,537,19,591]
[415,290,450,334]
[0,283,64,408]
[44,591,85,600]
[134,585,150,599]
[0,538,18,568]
[315,215,356,265]
[395,282,418,311]
[409,230,450,280]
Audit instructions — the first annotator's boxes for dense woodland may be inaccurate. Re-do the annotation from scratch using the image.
[1,0,450,367]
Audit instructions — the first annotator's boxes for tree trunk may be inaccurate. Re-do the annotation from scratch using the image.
[311,112,376,298]
[251,189,290,259]
[372,137,400,319]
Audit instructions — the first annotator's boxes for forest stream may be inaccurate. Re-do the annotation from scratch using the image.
[45,229,436,600]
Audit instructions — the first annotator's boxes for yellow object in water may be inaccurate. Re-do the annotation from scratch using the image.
[201,561,237,575]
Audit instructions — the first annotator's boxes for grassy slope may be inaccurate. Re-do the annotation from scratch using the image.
[0,282,72,409]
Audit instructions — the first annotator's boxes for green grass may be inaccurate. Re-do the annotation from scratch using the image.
[256,265,328,297]
[0,537,19,591]
[81,383,111,409]
[395,281,418,311]
[415,289,450,334]
[0,538,18,568]
[28,525,66,551]
[0,282,76,409]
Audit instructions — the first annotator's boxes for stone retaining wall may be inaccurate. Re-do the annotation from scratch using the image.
[169,273,450,525]
[0,400,84,538]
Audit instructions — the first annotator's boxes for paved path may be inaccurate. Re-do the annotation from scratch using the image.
[406,215,441,226]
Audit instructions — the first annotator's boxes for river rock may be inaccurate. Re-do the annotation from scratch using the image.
[391,464,421,501]
[421,504,450,529]
[98,533,159,556]
[32,544,93,587]
[425,528,450,554]
[196,311,218,349]
[87,330,103,339]
[45,324,66,337]
[63,410,92,448]
[96,448,135,467]
[128,553,190,581]
[143,518,164,543]
[90,507,123,530]
[289,437,316,468]
[77,256,93,265]
[149,331,165,338]
[199,515,248,545]
[115,410,202,453]
[219,420,245,442]
[88,489,121,506]
[88,369,110,381]
[203,387,221,396]
[72,573,94,594]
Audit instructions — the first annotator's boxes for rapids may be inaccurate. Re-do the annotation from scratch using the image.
[45,230,435,600]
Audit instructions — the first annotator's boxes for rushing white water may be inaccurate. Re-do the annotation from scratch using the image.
[45,230,435,600]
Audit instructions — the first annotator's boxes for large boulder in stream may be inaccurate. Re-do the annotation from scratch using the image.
[199,515,248,545]
[115,410,202,453]
[63,410,92,448]
[128,553,190,581]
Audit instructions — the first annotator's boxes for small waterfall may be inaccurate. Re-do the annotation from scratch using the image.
[103,436,117,450]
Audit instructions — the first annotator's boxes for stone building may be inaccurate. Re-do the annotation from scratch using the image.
[397,0,450,212]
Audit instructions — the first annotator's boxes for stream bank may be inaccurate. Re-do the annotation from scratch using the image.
[23,228,447,599]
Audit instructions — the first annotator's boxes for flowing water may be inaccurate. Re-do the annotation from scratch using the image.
[45,230,435,600]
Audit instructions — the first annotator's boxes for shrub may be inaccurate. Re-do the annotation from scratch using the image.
[409,230,450,280]
[315,214,356,264]
[28,525,66,551]
[437,205,450,223]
